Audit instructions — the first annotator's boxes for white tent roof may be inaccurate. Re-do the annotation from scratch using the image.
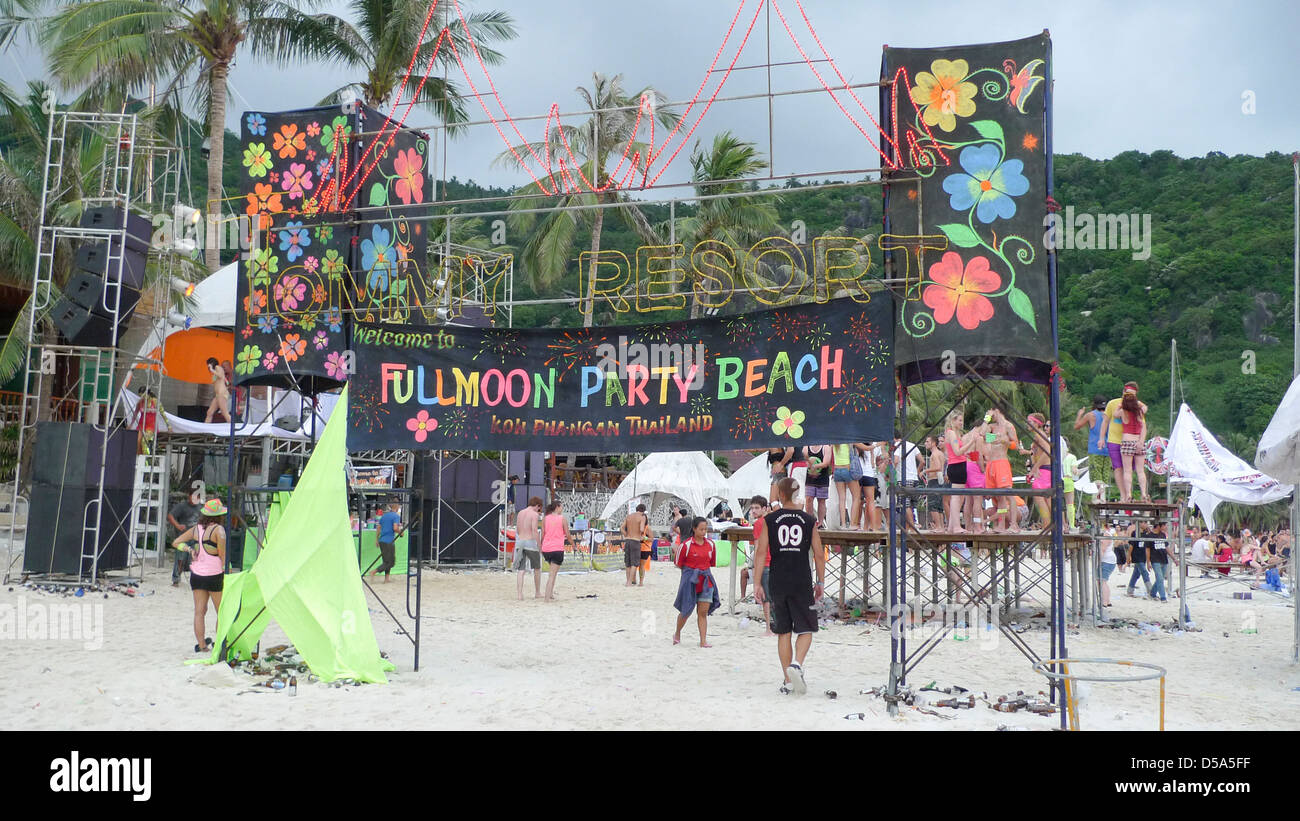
[134,261,239,363]
[188,261,238,328]
[599,451,729,521]
[726,454,770,509]
[1256,373,1300,484]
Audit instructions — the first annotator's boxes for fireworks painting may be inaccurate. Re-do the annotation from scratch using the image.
[544,328,604,376]
[829,372,884,416]
[637,323,671,345]
[347,375,391,433]
[690,392,712,417]
[729,403,765,441]
[848,313,876,342]
[477,330,526,361]
[804,322,831,348]
[442,408,469,439]
[723,315,753,343]
[862,339,890,368]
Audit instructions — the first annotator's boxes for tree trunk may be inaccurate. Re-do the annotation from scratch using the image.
[204,61,230,272]
[583,205,605,328]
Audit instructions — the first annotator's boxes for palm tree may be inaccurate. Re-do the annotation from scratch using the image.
[37,0,335,271]
[306,0,516,127]
[669,132,780,317]
[0,81,200,384]
[497,72,679,326]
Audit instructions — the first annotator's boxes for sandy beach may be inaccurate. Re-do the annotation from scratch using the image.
[2,560,1298,731]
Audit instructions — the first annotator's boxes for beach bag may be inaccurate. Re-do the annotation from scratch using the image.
[1264,568,1281,589]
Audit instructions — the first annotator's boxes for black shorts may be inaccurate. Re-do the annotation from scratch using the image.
[623,540,641,568]
[947,462,968,484]
[191,572,224,593]
[377,541,396,574]
[858,476,879,489]
[769,586,819,635]
[542,550,564,566]
[640,551,651,561]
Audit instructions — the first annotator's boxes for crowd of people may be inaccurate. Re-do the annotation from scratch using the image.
[1095,524,1292,606]
[753,381,1169,535]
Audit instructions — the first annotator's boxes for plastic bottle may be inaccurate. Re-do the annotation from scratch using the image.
[288,676,297,697]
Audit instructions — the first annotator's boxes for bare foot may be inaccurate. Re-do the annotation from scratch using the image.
[673,635,681,645]
[699,642,712,648]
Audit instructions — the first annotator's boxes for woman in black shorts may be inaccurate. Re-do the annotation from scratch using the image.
[852,443,880,530]
[174,498,227,653]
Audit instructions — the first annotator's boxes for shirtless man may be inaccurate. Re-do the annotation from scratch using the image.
[622,503,648,587]
[979,409,1019,533]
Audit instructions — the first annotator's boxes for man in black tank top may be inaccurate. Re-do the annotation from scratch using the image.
[754,477,825,695]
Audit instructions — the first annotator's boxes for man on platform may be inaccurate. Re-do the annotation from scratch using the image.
[981,409,1019,533]
[755,478,825,695]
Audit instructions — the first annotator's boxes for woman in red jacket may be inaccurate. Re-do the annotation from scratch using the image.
[673,517,719,648]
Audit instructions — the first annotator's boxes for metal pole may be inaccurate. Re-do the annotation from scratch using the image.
[766,0,775,174]
[1292,153,1299,663]
[1169,338,1176,491]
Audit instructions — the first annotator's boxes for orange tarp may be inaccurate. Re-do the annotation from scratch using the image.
[138,327,235,384]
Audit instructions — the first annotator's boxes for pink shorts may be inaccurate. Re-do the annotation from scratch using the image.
[1031,465,1052,490]
[965,463,986,489]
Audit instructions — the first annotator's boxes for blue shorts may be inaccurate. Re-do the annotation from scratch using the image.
[833,467,855,483]
[1099,562,1116,581]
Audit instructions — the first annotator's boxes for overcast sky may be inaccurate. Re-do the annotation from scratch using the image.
[3,0,1298,193]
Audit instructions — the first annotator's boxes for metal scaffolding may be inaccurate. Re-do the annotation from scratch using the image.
[4,109,183,585]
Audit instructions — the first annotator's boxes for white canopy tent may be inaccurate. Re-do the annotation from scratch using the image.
[725,455,771,509]
[599,451,729,522]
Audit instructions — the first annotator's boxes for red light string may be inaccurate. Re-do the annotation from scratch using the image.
[342,25,450,210]
[641,0,752,176]
[644,0,764,187]
[448,0,559,192]
[769,0,895,169]
[336,0,445,199]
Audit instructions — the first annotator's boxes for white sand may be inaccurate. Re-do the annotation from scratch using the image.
[2,561,1298,730]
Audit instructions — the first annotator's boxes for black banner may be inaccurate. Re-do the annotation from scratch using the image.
[882,33,1053,376]
[347,298,893,453]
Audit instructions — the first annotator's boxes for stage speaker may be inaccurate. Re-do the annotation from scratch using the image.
[64,269,142,317]
[55,207,150,346]
[23,486,132,575]
[175,404,207,423]
[33,422,135,488]
[428,500,501,561]
[79,205,152,254]
[73,241,147,291]
[512,484,547,513]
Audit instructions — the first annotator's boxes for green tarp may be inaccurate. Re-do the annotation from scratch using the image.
[207,387,393,683]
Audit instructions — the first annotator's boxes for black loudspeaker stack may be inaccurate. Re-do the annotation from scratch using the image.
[52,206,150,347]
[416,457,504,561]
[24,422,136,576]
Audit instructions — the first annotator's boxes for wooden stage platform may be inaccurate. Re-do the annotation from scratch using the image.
[721,526,1091,549]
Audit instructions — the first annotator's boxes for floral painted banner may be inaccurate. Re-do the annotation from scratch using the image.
[234,212,352,389]
[237,104,431,390]
[882,33,1053,374]
[350,105,430,324]
[346,298,893,453]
